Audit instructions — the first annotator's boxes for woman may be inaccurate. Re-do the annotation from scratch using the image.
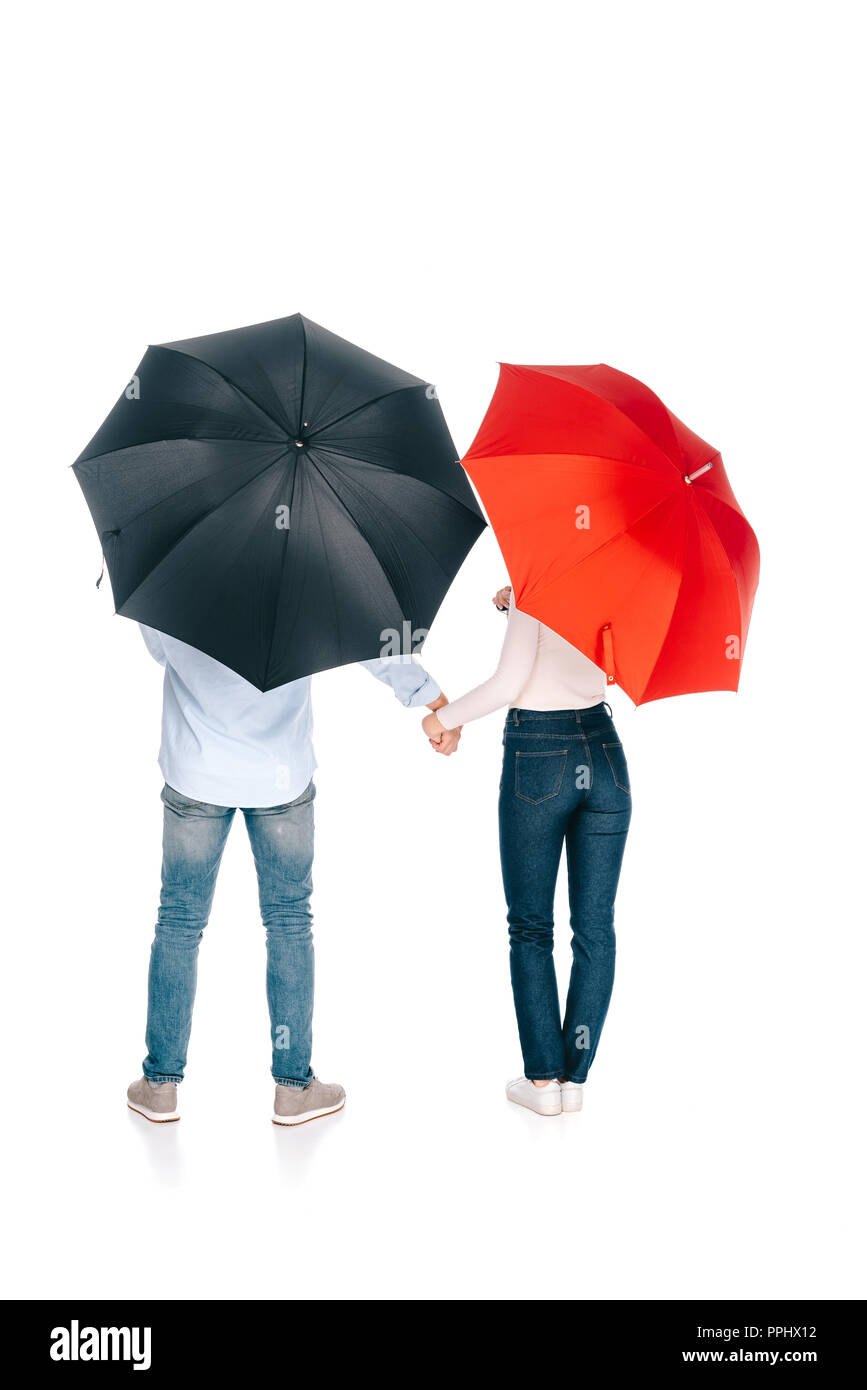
[423,586,632,1116]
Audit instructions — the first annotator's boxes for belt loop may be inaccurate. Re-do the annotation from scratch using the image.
[575,710,581,725]
[512,709,520,726]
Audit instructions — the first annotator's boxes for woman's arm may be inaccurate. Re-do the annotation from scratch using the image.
[431,597,539,733]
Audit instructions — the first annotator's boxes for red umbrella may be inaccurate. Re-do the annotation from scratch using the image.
[462,363,759,705]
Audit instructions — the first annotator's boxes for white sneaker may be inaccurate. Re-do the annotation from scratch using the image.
[505,1077,562,1116]
[560,1081,584,1112]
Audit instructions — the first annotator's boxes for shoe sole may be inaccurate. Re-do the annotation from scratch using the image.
[506,1093,561,1117]
[127,1103,180,1123]
[561,1101,583,1112]
[272,1099,345,1127]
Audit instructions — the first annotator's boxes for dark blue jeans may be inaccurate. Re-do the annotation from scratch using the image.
[499,705,631,1083]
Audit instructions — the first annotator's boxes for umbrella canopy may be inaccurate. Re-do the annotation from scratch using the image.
[463,363,759,704]
[73,314,485,690]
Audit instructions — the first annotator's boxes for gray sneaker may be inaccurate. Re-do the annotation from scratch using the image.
[127,1075,179,1123]
[273,1077,345,1126]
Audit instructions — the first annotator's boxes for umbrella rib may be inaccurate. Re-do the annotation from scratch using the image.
[523,492,679,606]
[77,442,290,534]
[264,466,348,687]
[302,454,412,610]
[114,448,289,609]
[314,441,484,523]
[304,449,477,646]
[128,469,292,690]
[510,365,688,473]
[73,418,284,468]
[675,454,758,631]
[297,315,308,436]
[469,449,670,473]
[694,460,758,540]
[522,498,690,705]
[134,477,285,683]
[307,450,473,586]
[631,505,695,703]
[260,457,300,690]
[158,345,290,439]
[690,492,757,632]
[306,383,424,440]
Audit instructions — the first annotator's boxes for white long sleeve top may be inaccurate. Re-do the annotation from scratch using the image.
[438,596,607,730]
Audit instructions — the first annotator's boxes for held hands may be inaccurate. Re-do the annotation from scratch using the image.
[418,585,509,756]
[422,709,462,756]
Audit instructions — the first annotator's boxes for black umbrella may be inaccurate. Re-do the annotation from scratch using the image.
[73,314,485,689]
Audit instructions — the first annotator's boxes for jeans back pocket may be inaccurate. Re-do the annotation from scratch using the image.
[515,749,568,804]
[602,742,631,794]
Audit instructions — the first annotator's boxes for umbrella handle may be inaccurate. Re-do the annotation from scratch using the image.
[601,624,616,685]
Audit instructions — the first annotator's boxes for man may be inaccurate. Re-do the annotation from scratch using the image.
[126,628,459,1127]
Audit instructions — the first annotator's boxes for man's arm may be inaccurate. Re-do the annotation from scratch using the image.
[358,655,460,755]
[358,654,443,709]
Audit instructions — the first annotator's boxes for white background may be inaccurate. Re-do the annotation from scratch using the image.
[2,0,864,1301]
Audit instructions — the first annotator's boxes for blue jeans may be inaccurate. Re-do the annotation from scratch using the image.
[143,781,315,1087]
[499,706,631,1083]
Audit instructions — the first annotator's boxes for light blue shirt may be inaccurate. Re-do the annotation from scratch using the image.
[140,626,441,808]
